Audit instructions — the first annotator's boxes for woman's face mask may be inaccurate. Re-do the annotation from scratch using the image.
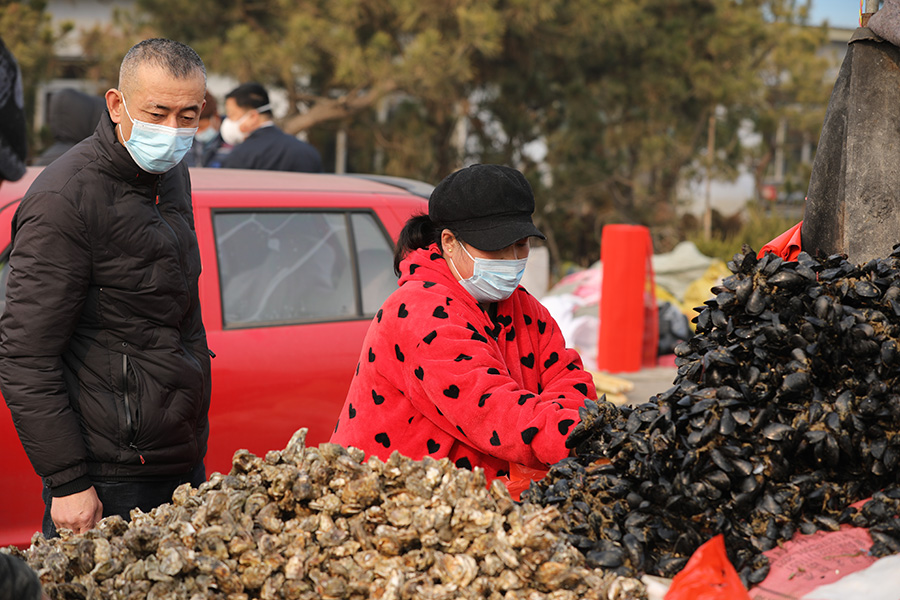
[448,241,528,303]
[119,94,197,174]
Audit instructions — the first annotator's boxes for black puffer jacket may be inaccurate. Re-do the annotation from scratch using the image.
[0,112,211,497]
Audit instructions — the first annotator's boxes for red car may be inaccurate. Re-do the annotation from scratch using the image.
[0,167,429,547]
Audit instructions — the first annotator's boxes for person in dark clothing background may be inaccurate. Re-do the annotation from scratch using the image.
[220,82,322,172]
[184,90,225,167]
[0,38,212,538]
[33,88,106,166]
[0,36,27,187]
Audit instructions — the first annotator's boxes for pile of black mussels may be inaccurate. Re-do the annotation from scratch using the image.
[523,246,900,587]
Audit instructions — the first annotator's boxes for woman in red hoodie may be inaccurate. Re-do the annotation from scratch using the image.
[330,164,597,483]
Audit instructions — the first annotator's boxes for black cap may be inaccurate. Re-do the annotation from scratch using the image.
[428,164,546,251]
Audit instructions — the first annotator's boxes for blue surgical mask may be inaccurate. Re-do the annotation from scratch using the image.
[119,94,197,174]
[449,242,528,303]
[194,126,219,145]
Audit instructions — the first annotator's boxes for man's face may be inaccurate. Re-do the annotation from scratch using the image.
[198,113,220,133]
[106,63,207,145]
[224,97,261,134]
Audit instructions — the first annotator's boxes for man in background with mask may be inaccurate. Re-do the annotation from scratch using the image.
[220,82,322,173]
[0,38,212,538]
[184,90,225,167]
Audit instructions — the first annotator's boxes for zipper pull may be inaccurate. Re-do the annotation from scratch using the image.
[130,443,145,464]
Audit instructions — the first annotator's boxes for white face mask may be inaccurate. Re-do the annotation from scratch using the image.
[219,103,271,146]
[448,242,528,303]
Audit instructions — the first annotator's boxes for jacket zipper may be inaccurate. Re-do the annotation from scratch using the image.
[154,188,208,445]
[122,353,145,464]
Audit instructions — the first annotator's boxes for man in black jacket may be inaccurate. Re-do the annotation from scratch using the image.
[0,36,26,186]
[219,82,323,172]
[0,38,212,537]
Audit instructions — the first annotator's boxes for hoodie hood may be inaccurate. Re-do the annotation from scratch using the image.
[48,88,107,145]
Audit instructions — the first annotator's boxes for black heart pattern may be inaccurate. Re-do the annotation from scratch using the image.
[487,368,500,375]
[497,314,513,327]
[506,327,516,342]
[566,362,578,370]
[376,309,383,322]
[558,419,575,435]
[348,403,357,418]
[454,354,472,362]
[574,382,589,395]
[524,315,532,325]
[456,425,465,436]
[496,469,509,477]
[414,366,424,380]
[478,393,491,407]
[466,323,487,343]
[521,427,539,444]
[544,352,559,368]
[433,306,448,319]
[455,457,472,470]
[368,348,376,362]
[372,389,385,405]
[375,432,391,448]
[427,439,440,453]
[521,353,535,368]
[395,344,405,362]
[409,264,419,275]
[517,393,534,406]
[430,252,442,261]
[490,431,501,446]
[538,320,547,334]
[423,331,437,344]
[443,385,460,399]
[423,281,436,288]
[398,303,409,318]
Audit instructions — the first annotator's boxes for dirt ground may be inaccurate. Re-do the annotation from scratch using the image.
[618,365,680,406]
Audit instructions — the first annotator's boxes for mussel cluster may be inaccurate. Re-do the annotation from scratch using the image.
[9,429,646,600]
[524,246,900,586]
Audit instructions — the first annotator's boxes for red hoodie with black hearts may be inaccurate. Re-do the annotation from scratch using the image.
[330,243,597,482]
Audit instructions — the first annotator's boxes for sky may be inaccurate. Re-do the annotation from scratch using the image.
[809,0,865,29]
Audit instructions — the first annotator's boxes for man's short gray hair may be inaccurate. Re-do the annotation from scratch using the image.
[119,38,206,93]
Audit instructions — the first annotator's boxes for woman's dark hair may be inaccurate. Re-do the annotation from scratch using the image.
[0,553,43,600]
[393,213,454,276]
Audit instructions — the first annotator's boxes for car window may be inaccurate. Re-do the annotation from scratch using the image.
[351,212,398,315]
[212,208,400,328]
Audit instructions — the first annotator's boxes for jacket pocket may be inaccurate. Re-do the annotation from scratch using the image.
[121,354,142,452]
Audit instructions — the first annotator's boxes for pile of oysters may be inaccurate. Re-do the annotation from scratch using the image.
[9,429,645,600]
[525,246,900,586]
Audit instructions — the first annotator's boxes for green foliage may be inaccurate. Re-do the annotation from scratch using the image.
[21,0,833,268]
[688,202,799,262]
